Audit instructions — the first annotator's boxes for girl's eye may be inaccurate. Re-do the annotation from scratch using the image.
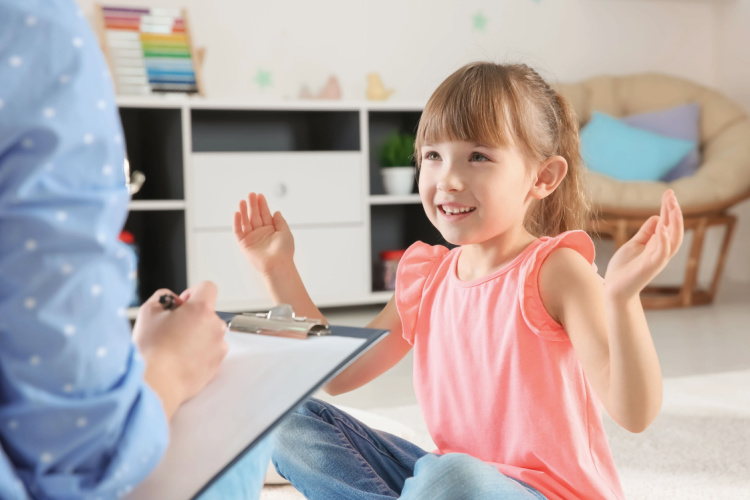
[424,151,440,161]
[470,152,489,162]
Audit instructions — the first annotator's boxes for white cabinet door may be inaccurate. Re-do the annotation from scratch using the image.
[192,225,369,310]
[192,152,362,229]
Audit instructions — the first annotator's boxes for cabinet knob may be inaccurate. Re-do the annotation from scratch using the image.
[275,183,287,197]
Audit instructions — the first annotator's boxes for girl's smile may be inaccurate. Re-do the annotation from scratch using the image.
[438,203,477,220]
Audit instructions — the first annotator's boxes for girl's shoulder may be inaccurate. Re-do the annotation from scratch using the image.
[395,242,454,345]
[527,230,596,269]
[397,241,454,290]
[518,230,598,340]
[403,241,453,266]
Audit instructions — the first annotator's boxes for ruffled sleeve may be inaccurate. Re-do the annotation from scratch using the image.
[518,230,597,341]
[395,241,449,345]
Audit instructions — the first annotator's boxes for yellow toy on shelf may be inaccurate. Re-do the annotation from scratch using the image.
[367,73,394,100]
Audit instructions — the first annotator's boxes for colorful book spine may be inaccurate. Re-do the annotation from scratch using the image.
[102,6,198,95]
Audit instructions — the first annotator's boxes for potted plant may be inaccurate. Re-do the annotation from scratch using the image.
[379,132,416,195]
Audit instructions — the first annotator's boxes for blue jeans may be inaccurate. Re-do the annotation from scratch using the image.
[272,399,547,500]
[197,434,273,500]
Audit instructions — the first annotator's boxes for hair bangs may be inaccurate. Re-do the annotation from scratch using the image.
[415,67,520,166]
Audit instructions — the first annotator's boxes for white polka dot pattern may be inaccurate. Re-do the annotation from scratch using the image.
[0,2,169,498]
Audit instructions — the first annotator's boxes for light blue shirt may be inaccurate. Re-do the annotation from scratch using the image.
[0,1,168,498]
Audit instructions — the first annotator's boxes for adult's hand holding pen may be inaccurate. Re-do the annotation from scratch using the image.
[133,281,229,420]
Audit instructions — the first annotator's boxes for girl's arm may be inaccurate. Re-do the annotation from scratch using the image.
[234,192,323,320]
[539,190,684,433]
[325,296,412,395]
[234,193,411,395]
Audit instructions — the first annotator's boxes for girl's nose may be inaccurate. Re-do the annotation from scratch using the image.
[436,162,465,192]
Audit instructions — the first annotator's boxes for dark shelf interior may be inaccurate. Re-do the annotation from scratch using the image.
[368,111,422,195]
[124,210,187,305]
[191,109,360,152]
[370,204,448,291]
[119,107,184,200]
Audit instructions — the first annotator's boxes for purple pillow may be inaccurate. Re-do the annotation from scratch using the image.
[623,103,701,182]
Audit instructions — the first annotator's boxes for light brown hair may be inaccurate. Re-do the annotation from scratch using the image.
[414,62,590,237]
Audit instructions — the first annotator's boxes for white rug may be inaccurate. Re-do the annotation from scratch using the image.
[261,370,750,499]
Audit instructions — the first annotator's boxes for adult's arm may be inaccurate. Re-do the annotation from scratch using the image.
[0,1,168,498]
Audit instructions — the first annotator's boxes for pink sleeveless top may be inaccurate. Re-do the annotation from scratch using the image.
[395,231,624,500]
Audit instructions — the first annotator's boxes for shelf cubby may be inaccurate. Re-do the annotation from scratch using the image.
[369,204,444,292]
[119,107,184,201]
[123,210,187,305]
[368,110,422,195]
[191,110,360,152]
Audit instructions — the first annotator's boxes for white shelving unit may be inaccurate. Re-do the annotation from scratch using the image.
[129,200,187,211]
[118,97,438,313]
[369,194,421,205]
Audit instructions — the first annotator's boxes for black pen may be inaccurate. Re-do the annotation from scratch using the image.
[159,294,183,311]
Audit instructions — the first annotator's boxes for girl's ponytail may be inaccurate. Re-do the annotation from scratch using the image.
[525,81,591,237]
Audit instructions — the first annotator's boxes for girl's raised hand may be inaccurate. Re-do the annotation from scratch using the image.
[233,192,294,275]
[604,190,684,301]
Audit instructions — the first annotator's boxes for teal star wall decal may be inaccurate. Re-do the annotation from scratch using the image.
[473,12,487,32]
[255,69,272,89]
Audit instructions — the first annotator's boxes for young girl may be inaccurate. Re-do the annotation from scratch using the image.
[233,62,684,500]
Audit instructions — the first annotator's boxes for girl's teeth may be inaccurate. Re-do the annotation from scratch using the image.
[443,206,475,214]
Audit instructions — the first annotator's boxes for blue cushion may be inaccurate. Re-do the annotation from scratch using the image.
[580,111,696,182]
[623,103,701,182]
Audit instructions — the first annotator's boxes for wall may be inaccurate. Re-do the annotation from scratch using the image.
[78,0,717,101]
[715,0,750,285]
[716,0,750,115]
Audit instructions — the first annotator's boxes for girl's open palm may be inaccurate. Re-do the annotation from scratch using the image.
[604,190,684,301]
[233,192,294,275]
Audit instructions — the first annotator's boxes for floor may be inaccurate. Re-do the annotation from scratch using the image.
[316,280,750,412]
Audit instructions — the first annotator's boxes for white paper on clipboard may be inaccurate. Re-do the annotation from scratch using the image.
[127,322,388,500]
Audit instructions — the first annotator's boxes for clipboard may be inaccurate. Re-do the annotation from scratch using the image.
[126,305,389,500]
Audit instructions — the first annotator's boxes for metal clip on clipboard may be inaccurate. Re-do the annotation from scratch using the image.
[228,304,332,339]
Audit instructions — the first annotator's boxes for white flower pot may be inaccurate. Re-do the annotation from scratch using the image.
[381,166,415,195]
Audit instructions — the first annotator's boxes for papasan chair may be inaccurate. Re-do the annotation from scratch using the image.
[553,73,750,308]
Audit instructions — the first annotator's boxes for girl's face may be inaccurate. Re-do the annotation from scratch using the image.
[418,140,536,247]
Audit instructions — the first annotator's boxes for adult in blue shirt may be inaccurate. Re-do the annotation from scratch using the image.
[0,1,270,498]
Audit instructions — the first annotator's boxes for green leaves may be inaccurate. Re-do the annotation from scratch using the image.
[380,132,416,168]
